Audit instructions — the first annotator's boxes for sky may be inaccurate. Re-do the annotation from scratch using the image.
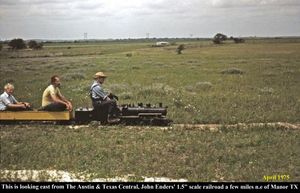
[0,0,299,40]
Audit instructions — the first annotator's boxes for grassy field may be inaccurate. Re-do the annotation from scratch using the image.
[1,124,299,182]
[0,38,300,181]
[1,38,300,124]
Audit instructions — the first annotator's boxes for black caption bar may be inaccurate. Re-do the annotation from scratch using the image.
[1,182,299,191]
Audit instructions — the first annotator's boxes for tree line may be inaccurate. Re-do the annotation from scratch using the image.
[213,33,245,44]
[0,34,244,52]
[1,38,43,50]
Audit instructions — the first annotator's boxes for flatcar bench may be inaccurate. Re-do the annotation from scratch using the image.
[0,110,72,122]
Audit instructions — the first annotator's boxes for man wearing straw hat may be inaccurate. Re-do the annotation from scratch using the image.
[90,72,119,123]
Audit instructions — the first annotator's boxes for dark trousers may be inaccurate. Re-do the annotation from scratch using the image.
[92,99,118,123]
[42,103,66,111]
[6,106,31,111]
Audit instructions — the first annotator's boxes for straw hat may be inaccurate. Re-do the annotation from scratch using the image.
[93,72,107,79]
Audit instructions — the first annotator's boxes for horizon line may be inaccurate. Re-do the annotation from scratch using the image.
[1,35,300,42]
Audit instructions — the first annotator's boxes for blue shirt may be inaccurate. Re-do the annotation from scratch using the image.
[0,92,18,110]
[90,81,108,101]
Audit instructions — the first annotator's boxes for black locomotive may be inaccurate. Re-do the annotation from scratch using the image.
[75,102,171,126]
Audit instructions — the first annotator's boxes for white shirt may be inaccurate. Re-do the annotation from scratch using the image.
[0,92,18,110]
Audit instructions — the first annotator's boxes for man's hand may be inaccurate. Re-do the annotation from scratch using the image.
[24,102,31,108]
[113,94,119,101]
[20,102,28,109]
[66,102,73,111]
[108,93,118,101]
[108,93,113,99]
[22,104,27,109]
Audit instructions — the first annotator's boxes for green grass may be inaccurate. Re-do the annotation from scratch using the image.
[1,38,300,182]
[0,38,299,124]
[0,124,299,181]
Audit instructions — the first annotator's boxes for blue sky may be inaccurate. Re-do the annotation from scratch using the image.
[0,0,299,40]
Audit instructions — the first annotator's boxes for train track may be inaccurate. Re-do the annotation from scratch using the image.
[66,122,300,130]
[173,122,300,130]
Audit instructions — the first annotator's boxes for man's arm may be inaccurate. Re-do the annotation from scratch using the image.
[93,86,109,100]
[50,93,72,111]
[2,97,27,109]
[56,92,73,111]
[7,103,27,109]
[12,96,31,108]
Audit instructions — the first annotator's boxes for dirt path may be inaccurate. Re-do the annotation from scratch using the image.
[173,122,300,130]
[67,122,300,131]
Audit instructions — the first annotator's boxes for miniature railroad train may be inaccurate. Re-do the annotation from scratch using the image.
[0,103,172,126]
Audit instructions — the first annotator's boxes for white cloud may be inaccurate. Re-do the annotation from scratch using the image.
[1,0,299,18]
[210,0,300,7]
[0,0,299,39]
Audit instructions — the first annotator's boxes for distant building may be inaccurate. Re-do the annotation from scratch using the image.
[155,41,170,46]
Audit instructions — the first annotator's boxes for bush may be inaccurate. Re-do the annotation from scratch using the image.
[8,38,26,50]
[176,44,185,54]
[213,39,222,44]
[35,43,43,49]
[233,38,245,43]
[126,53,132,57]
[28,40,43,50]
[213,33,227,44]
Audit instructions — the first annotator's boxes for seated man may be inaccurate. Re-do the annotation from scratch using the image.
[0,83,31,111]
[90,72,119,123]
[41,75,72,111]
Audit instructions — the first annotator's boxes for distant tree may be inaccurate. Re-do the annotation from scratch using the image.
[28,40,43,49]
[229,36,245,44]
[35,43,43,49]
[213,33,228,44]
[233,38,245,44]
[28,40,37,49]
[0,43,2,51]
[176,44,185,54]
[8,38,27,50]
